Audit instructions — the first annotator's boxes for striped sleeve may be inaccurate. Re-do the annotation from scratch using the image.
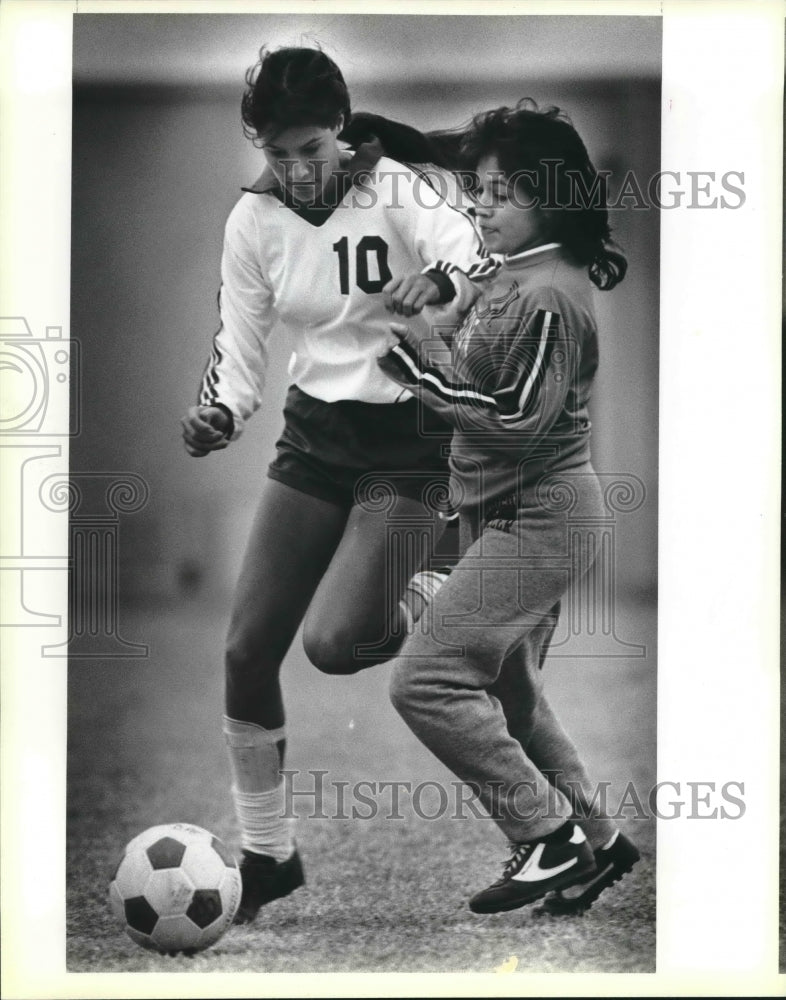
[377,325,495,429]
[197,209,276,440]
[198,315,226,408]
[420,258,499,313]
[492,309,562,424]
[385,336,495,408]
[423,257,499,282]
[378,306,576,438]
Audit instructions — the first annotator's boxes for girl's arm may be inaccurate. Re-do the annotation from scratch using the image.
[378,320,496,428]
[379,296,581,443]
[195,202,277,443]
[385,257,498,317]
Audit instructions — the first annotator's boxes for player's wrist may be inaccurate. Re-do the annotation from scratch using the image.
[422,270,456,304]
[203,402,235,438]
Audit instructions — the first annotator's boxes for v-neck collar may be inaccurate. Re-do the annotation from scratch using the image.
[241,139,384,227]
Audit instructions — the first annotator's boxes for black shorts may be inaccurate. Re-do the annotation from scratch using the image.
[267,385,454,509]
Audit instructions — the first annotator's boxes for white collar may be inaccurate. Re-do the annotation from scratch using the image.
[504,242,562,264]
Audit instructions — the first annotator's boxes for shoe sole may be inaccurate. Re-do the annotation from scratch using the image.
[535,858,639,917]
[469,860,597,915]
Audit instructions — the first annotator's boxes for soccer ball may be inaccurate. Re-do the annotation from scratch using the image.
[109,823,242,954]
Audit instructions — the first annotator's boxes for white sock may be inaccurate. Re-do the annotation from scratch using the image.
[397,599,416,634]
[400,570,449,630]
[223,716,293,861]
[233,786,294,863]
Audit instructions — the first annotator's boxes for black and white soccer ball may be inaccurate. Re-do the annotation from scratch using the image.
[109,823,242,954]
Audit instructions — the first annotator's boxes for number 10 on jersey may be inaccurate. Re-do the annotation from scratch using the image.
[332,236,392,294]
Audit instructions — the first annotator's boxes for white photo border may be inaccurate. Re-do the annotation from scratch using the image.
[0,0,782,996]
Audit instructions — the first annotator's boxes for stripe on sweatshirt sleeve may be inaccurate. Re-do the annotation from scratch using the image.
[493,310,559,423]
[387,339,496,408]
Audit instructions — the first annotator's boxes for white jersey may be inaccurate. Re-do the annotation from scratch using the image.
[199,143,484,439]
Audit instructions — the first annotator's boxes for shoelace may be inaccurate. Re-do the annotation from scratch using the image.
[501,841,535,879]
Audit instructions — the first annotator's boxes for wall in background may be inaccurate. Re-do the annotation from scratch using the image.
[71,16,660,604]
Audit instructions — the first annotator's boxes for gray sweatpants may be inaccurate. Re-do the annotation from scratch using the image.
[389,465,618,846]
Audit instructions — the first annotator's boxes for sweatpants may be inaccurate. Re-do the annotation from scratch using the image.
[388,465,618,846]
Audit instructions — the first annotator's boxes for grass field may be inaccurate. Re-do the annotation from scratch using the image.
[67,597,656,975]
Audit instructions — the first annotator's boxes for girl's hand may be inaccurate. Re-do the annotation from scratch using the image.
[383,274,441,316]
[181,405,232,457]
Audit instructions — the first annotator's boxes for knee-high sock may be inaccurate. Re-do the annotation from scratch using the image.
[223,716,293,861]
[399,570,450,632]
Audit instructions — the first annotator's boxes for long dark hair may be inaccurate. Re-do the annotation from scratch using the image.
[342,103,626,290]
[460,101,626,290]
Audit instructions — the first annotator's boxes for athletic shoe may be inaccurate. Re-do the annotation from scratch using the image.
[468,822,596,914]
[233,846,305,924]
[536,830,640,916]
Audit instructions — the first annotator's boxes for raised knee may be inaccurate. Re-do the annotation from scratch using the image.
[302,627,359,675]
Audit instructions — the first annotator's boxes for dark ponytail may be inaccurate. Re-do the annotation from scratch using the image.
[339,112,466,172]
[589,245,627,290]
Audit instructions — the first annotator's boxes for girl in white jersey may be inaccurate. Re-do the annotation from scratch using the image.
[180,46,483,923]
